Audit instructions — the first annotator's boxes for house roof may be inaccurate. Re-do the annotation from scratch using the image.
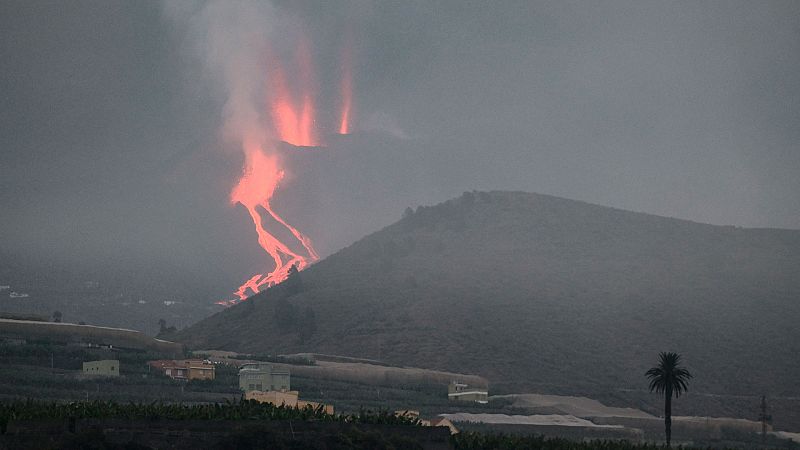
[148,359,213,370]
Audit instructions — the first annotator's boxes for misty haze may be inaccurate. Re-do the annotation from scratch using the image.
[1,1,798,449]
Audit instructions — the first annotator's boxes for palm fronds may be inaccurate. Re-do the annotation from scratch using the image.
[645,351,692,398]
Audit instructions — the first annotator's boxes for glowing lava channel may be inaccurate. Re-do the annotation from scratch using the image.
[222,144,319,305]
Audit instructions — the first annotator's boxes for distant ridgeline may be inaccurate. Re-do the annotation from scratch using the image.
[0,312,49,322]
[176,191,800,428]
[0,318,183,355]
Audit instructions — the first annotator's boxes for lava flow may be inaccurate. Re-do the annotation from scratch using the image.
[222,143,319,305]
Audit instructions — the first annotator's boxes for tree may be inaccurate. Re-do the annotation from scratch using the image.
[287,264,299,279]
[646,352,693,446]
[284,264,303,295]
[52,311,62,323]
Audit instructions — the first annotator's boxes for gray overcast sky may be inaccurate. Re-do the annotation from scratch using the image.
[1,1,799,298]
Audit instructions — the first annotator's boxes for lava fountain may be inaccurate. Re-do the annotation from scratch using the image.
[267,38,318,146]
[338,37,353,135]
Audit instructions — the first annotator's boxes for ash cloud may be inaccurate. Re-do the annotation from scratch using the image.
[1,1,799,303]
[163,1,275,148]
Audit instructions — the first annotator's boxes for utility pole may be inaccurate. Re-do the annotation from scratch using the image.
[758,395,772,444]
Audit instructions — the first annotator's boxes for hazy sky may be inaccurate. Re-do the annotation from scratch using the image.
[2,1,799,299]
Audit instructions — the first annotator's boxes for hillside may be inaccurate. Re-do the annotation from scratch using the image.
[176,191,800,428]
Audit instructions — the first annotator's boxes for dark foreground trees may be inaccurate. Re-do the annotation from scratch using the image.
[646,352,692,447]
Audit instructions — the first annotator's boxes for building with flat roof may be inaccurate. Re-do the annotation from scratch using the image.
[83,359,119,377]
[148,359,215,381]
[448,381,488,403]
[239,363,290,392]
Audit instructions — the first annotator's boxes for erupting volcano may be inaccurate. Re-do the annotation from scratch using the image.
[220,34,355,305]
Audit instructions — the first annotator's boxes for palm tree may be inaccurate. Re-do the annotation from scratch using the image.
[646,351,692,446]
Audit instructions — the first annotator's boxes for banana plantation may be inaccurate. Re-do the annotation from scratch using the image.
[0,399,418,427]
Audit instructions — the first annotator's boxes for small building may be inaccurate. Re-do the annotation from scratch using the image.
[448,381,488,403]
[238,363,290,392]
[148,359,215,381]
[83,359,119,377]
[245,390,334,414]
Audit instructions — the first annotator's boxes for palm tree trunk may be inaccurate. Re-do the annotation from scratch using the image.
[665,386,673,447]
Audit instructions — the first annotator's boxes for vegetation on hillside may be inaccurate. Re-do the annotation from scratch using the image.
[0,399,419,428]
[4,400,793,450]
[3,399,791,449]
[175,191,800,429]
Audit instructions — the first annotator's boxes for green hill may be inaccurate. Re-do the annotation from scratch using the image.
[176,191,800,428]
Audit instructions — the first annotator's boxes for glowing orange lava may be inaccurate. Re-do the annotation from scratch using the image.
[221,33,356,305]
[267,39,317,146]
[338,75,352,134]
[221,142,319,305]
[338,35,353,134]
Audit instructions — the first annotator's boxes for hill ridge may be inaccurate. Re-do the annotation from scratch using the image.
[176,190,800,428]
